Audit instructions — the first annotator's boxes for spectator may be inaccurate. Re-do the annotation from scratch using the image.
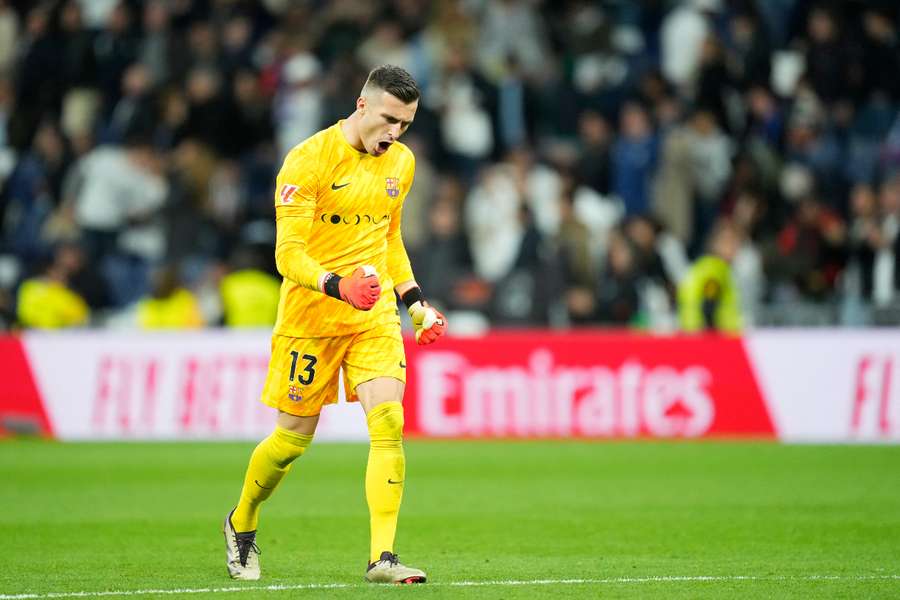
[611,101,657,216]
[872,175,900,308]
[624,214,677,294]
[221,15,255,75]
[0,0,18,75]
[660,0,717,95]
[744,85,784,149]
[273,51,322,159]
[653,108,731,250]
[66,135,168,305]
[476,0,548,81]
[413,177,478,310]
[229,68,274,157]
[844,182,880,323]
[1,120,70,261]
[181,67,231,153]
[357,19,413,72]
[464,161,522,283]
[857,8,900,103]
[93,2,140,112]
[137,265,203,329]
[13,5,58,148]
[429,43,495,178]
[594,228,642,326]
[771,195,847,302]
[494,55,533,155]
[694,35,731,130]
[726,8,771,90]
[784,92,843,206]
[557,180,596,325]
[396,134,436,255]
[729,189,766,326]
[57,1,97,93]
[802,6,849,106]
[138,0,174,86]
[557,177,594,290]
[576,110,612,196]
[220,247,281,328]
[16,244,90,329]
[678,219,743,333]
[685,108,732,253]
[489,204,550,325]
[105,63,157,143]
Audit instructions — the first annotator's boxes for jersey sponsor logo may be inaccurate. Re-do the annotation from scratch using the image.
[319,213,389,225]
[279,184,299,204]
[385,177,400,198]
[331,181,351,190]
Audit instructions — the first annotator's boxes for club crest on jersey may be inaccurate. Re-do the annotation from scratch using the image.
[288,385,302,402]
[385,177,400,198]
[279,184,298,204]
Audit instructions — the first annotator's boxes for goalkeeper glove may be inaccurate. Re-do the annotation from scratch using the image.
[402,287,446,345]
[321,265,381,310]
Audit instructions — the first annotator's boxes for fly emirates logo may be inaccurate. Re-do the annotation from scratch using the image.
[415,350,715,438]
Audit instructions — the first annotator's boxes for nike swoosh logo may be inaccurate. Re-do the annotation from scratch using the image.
[254,479,274,490]
[399,361,406,369]
[331,182,351,190]
[388,479,403,484]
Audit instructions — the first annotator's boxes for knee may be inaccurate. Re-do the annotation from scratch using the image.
[266,426,313,468]
[367,401,404,444]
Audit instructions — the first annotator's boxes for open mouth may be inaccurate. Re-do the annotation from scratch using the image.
[376,140,392,153]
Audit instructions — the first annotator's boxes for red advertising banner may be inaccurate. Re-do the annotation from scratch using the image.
[402,332,774,438]
[0,336,51,436]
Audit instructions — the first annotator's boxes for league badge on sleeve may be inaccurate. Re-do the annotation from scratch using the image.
[385,177,400,198]
[279,184,299,204]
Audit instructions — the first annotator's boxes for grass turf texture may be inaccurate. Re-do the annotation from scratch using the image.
[2,440,899,599]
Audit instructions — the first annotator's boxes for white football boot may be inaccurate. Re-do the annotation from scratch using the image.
[223,509,260,580]
[365,551,427,584]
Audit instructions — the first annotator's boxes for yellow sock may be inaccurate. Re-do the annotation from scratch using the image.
[365,401,406,563]
[231,426,312,532]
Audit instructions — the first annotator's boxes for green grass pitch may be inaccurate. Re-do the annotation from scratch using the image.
[3,439,899,599]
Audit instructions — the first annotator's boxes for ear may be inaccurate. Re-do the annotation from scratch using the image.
[356,96,366,113]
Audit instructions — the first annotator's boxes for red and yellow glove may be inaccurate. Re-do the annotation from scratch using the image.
[407,300,446,345]
[321,265,381,310]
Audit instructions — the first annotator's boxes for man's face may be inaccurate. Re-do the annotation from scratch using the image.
[357,90,418,157]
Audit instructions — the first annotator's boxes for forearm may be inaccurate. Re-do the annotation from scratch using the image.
[274,238,329,292]
[274,214,328,292]
[386,231,414,290]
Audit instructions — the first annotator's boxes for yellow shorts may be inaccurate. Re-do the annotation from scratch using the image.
[260,322,406,417]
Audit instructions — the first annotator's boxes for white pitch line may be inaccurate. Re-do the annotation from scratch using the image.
[1,575,898,599]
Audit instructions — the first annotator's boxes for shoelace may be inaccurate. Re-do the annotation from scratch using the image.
[234,534,261,566]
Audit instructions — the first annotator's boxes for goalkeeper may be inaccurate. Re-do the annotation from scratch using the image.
[223,65,445,584]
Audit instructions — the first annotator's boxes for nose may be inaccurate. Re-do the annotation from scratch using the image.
[388,123,401,139]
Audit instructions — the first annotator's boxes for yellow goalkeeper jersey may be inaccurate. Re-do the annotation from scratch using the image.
[272,121,416,338]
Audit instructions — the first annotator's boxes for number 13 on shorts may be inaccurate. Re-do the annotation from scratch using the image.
[289,351,317,385]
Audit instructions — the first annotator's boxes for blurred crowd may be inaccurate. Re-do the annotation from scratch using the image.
[1,0,900,332]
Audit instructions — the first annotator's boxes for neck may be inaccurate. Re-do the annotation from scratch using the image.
[340,112,366,152]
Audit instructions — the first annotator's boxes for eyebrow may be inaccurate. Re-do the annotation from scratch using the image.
[381,113,413,127]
